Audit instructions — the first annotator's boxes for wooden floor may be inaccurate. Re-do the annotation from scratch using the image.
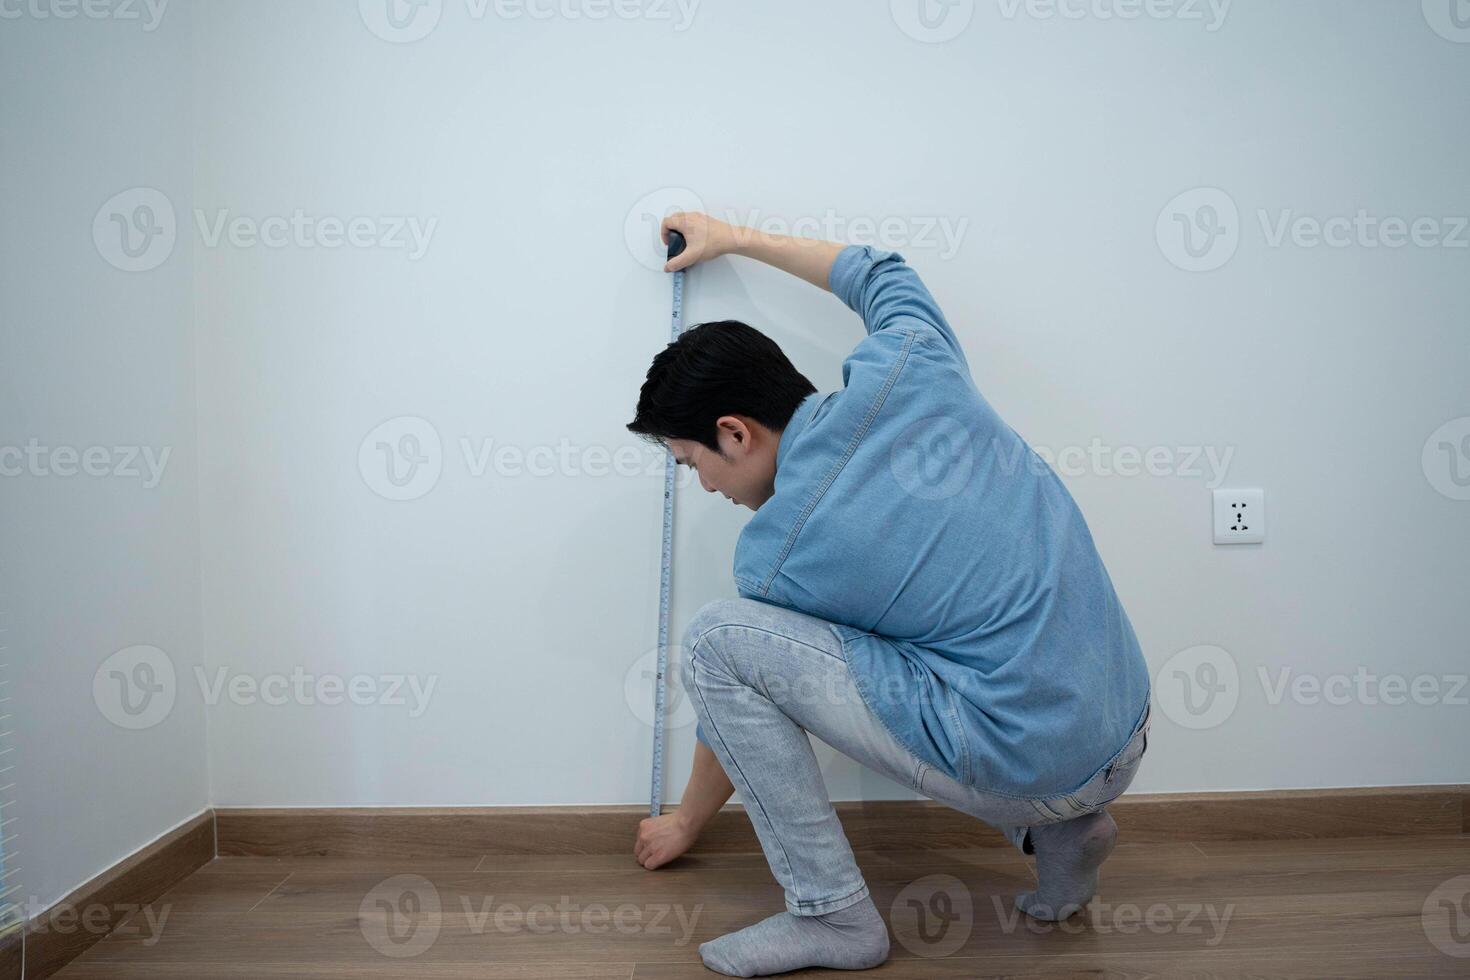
[52,834,1470,978]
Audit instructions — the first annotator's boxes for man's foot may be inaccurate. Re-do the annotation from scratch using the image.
[1016,810,1117,921]
[697,895,889,977]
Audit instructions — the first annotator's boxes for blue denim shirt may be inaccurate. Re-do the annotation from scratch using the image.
[700,245,1149,799]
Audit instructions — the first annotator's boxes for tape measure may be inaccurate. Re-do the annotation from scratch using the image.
[649,229,687,817]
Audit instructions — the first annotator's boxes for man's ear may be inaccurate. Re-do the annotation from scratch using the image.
[716,415,750,452]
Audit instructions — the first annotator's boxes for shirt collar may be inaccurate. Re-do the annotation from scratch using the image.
[775,392,822,473]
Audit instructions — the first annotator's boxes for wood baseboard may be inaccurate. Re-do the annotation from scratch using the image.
[215,784,1469,859]
[13,787,1464,978]
[14,810,214,980]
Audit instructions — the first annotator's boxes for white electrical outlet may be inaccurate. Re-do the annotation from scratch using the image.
[1213,488,1265,544]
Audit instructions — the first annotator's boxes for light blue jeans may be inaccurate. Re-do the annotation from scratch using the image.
[683,598,1150,917]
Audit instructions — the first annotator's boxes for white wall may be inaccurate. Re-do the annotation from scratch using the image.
[6,2,1468,901]
[0,7,209,911]
[188,0,1469,805]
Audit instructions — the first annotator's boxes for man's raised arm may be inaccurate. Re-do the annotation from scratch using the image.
[660,211,843,292]
[659,211,967,366]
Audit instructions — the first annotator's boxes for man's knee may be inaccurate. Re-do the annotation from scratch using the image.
[681,598,759,683]
[684,598,752,645]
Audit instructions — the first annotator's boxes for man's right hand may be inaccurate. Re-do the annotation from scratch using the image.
[634,811,700,870]
[660,211,735,273]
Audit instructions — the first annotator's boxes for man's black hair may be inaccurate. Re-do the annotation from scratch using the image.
[627,320,816,454]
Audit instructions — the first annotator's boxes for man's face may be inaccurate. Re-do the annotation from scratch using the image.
[666,416,778,511]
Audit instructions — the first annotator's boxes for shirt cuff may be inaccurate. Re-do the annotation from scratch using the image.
[828,243,901,308]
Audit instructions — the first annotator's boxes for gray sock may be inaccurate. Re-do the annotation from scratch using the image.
[698,895,889,977]
[1017,809,1117,921]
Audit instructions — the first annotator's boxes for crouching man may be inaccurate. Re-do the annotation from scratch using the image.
[627,211,1151,977]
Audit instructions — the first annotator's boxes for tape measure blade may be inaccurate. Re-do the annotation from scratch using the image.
[650,268,686,817]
